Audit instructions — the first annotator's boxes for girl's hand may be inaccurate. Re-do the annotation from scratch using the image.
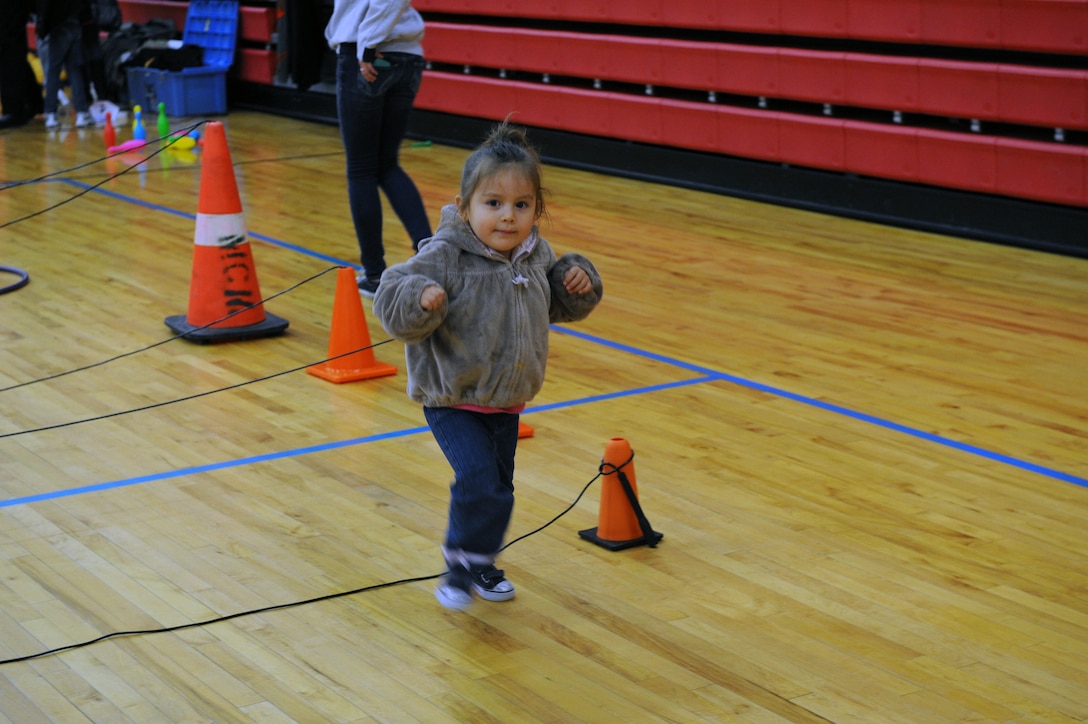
[563,266,592,295]
[420,284,446,311]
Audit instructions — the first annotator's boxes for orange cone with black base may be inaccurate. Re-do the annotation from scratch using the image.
[165,121,288,343]
[307,266,397,383]
[579,437,663,551]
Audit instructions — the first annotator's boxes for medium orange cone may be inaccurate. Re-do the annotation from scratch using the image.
[579,437,663,551]
[165,121,288,343]
[518,421,534,438]
[307,266,397,383]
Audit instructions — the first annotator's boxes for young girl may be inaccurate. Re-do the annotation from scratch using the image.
[373,122,603,609]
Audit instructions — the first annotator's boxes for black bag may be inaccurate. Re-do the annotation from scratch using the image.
[99,19,179,104]
[126,41,204,72]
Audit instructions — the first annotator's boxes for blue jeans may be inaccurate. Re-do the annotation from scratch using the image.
[424,406,520,561]
[43,18,89,115]
[335,49,432,283]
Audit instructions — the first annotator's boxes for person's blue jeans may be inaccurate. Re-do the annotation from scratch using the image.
[335,49,432,283]
[43,18,89,115]
[424,406,520,561]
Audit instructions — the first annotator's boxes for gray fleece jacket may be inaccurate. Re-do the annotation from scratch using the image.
[373,205,603,409]
[324,0,425,61]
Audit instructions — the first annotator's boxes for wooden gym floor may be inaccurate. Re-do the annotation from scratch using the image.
[0,110,1086,722]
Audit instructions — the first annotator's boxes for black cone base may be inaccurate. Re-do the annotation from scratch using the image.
[165,312,289,344]
[578,526,663,551]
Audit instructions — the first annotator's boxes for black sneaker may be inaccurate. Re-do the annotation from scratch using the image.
[469,564,515,602]
[435,563,472,610]
[357,277,380,299]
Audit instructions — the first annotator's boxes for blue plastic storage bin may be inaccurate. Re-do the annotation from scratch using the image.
[126,0,239,117]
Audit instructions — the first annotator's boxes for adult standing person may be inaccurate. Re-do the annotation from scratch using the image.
[37,0,94,129]
[0,0,43,128]
[81,0,121,103]
[325,0,434,298]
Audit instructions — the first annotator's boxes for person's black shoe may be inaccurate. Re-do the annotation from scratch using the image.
[468,564,515,601]
[356,274,380,299]
[0,114,31,129]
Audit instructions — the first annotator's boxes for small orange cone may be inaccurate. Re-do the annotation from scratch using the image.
[165,121,288,343]
[579,437,663,551]
[518,421,534,438]
[307,266,397,383]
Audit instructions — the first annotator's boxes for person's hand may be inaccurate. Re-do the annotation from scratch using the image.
[360,52,387,81]
[563,266,593,295]
[420,284,446,311]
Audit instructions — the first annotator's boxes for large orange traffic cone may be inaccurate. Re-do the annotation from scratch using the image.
[307,266,397,383]
[579,437,663,551]
[164,121,288,343]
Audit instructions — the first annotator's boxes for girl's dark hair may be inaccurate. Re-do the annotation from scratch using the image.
[458,120,547,219]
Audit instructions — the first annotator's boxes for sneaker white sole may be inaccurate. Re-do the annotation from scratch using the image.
[435,583,472,610]
[472,583,515,602]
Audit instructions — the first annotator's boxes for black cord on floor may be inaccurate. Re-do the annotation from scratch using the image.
[1,141,625,660]
[1,122,206,230]
[0,334,396,439]
[0,265,341,394]
[0,120,205,192]
[0,471,604,665]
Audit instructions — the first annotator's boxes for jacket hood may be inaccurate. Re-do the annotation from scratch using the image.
[421,205,539,263]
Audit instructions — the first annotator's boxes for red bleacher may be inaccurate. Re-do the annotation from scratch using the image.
[54,0,1088,208]
[414,6,1087,208]
[413,0,1088,54]
[415,69,1086,207]
[422,24,1088,133]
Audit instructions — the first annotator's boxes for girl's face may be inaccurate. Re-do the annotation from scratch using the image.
[458,166,538,257]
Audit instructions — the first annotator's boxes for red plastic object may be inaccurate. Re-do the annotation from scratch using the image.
[661,39,717,90]
[415,72,514,120]
[608,95,663,144]
[554,33,604,78]
[596,38,665,86]
[234,48,276,85]
[844,121,918,181]
[604,0,662,25]
[780,0,849,37]
[917,60,998,120]
[848,0,920,41]
[997,65,1088,130]
[845,54,918,112]
[778,114,846,171]
[659,0,721,29]
[505,83,569,130]
[778,49,845,104]
[660,100,720,153]
[240,6,275,43]
[718,45,779,98]
[995,138,1085,206]
[716,107,780,163]
[118,0,188,28]
[918,0,1001,48]
[1001,0,1088,54]
[557,87,617,137]
[423,23,469,65]
[916,129,997,194]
